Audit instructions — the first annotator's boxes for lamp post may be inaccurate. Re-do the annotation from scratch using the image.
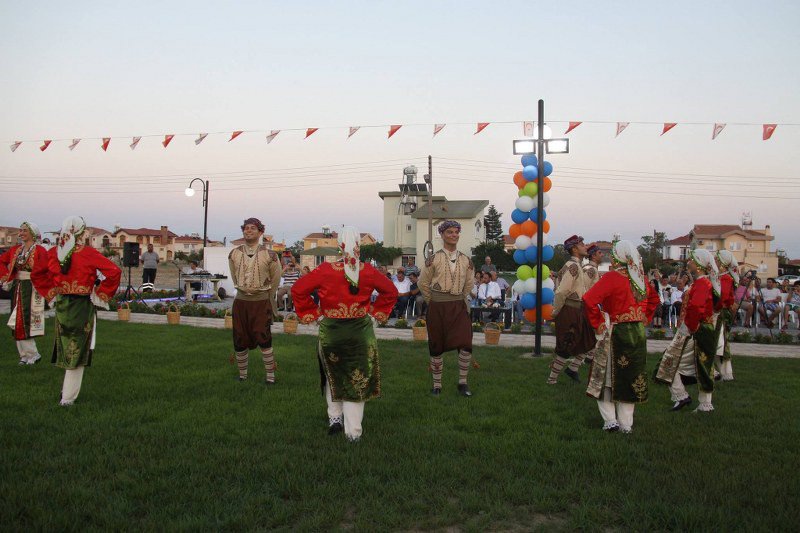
[185,178,209,249]
[512,99,570,357]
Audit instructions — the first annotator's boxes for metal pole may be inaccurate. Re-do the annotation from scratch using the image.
[428,155,433,245]
[202,179,209,248]
[534,100,545,356]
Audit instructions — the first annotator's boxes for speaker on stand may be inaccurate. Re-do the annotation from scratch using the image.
[122,242,141,301]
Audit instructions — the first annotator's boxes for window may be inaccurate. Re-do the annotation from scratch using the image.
[705,243,715,251]
[406,224,412,232]
[310,242,317,249]
[680,248,688,261]
[748,243,753,249]
[729,242,741,251]
[102,236,110,248]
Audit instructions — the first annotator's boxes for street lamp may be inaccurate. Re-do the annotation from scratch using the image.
[185,178,209,248]
[512,101,570,357]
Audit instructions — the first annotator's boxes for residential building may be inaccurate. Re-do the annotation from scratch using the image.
[299,230,376,270]
[0,226,20,248]
[114,226,178,261]
[663,234,691,262]
[685,224,777,278]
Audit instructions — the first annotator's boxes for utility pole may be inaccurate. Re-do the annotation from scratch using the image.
[423,155,434,261]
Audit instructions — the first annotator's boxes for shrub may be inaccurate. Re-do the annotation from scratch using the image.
[731,331,752,343]
[510,323,522,335]
[753,333,772,344]
[650,328,666,340]
[413,319,426,328]
[773,332,795,345]
[472,321,483,333]
[394,318,408,329]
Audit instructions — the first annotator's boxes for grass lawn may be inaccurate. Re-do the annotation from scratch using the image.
[1,317,799,531]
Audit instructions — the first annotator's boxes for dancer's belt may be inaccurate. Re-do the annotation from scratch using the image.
[15,271,31,280]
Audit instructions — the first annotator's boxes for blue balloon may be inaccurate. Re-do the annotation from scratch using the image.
[524,245,538,263]
[543,161,553,177]
[520,292,537,310]
[521,154,538,168]
[513,249,527,265]
[511,209,529,224]
[541,245,555,262]
[540,287,555,305]
[530,208,547,221]
[522,165,538,181]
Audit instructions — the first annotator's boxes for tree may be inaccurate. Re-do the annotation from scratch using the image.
[287,240,304,259]
[547,244,569,274]
[471,242,515,272]
[638,231,669,273]
[359,241,403,265]
[483,204,504,244]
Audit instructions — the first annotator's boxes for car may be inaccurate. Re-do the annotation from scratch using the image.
[775,274,800,285]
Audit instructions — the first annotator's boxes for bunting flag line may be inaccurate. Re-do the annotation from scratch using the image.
[68,139,81,151]
[615,122,629,137]
[130,136,142,150]
[266,130,280,144]
[348,126,360,139]
[474,122,490,135]
[433,123,446,137]
[712,123,726,140]
[10,141,21,152]
[195,133,208,145]
[388,125,402,139]
[523,121,534,136]
[564,121,582,134]
[229,131,242,142]
[162,135,174,148]
[101,138,111,152]
[661,123,677,136]
[40,140,51,152]
[305,128,318,139]
[763,124,777,140]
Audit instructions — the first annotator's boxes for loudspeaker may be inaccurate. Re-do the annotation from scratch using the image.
[122,242,140,267]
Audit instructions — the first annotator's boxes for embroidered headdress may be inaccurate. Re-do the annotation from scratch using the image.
[610,240,647,300]
[688,248,721,296]
[338,226,361,288]
[716,249,740,286]
[20,221,41,242]
[57,216,87,272]
[437,220,461,234]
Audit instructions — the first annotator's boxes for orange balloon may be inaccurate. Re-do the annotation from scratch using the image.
[523,309,536,322]
[513,171,526,189]
[534,176,552,192]
[520,220,536,237]
[524,304,554,322]
[543,220,550,233]
[509,223,523,239]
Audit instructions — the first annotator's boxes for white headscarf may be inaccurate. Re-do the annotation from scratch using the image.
[57,215,87,267]
[610,240,647,300]
[338,226,361,288]
[716,249,740,286]
[689,248,721,296]
[20,221,41,242]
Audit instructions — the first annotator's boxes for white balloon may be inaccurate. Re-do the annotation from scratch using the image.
[542,278,555,290]
[524,278,538,293]
[515,195,536,212]
[541,233,548,245]
[542,192,550,207]
[512,280,525,294]
[514,235,532,250]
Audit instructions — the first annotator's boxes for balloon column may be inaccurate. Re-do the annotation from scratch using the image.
[510,154,556,322]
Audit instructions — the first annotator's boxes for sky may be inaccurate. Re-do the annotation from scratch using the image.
[1,1,799,255]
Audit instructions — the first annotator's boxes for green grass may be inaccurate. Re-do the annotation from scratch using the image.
[1,317,799,531]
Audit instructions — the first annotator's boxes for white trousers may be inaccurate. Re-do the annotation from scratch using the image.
[61,366,85,404]
[16,339,41,363]
[325,383,365,440]
[597,388,635,431]
[670,372,714,410]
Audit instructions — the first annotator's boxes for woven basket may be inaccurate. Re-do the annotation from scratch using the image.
[224,309,233,330]
[484,322,501,345]
[117,302,131,322]
[166,303,181,325]
[283,313,298,334]
[412,320,427,341]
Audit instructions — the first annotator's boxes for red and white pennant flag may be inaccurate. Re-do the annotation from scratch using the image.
[69,139,81,150]
[162,135,174,148]
[474,123,490,135]
[10,141,21,152]
[388,125,402,139]
[615,122,629,137]
[40,140,52,151]
[305,128,318,139]
[763,124,777,140]
[712,123,726,140]
[195,133,208,145]
[266,130,280,144]
[433,124,446,137]
[661,123,677,136]
[229,131,243,142]
[101,138,111,151]
[348,126,360,139]
[130,137,142,150]
[565,121,582,134]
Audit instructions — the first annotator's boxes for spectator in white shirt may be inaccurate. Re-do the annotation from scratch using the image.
[491,271,510,300]
[757,277,783,327]
[392,268,412,318]
[477,272,502,301]
[669,277,686,319]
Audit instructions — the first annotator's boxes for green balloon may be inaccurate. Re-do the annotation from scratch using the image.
[532,265,551,279]
[517,265,533,281]
[522,182,538,197]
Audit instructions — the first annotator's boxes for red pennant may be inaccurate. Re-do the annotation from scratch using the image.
[10,141,22,152]
[102,138,111,151]
[348,126,360,139]
[615,122,629,137]
[229,131,243,142]
[40,140,52,151]
[305,128,318,139]
[763,124,777,140]
[388,125,402,139]
[661,123,677,136]
[564,121,582,134]
[474,122,490,135]
[162,135,174,148]
[712,123,726,140]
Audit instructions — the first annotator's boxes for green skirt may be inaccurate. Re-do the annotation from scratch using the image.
[693,322,717,393]
[715,308,733,362]
[318,316,380,402]
[53,295,96,369]
[609,322,649,403]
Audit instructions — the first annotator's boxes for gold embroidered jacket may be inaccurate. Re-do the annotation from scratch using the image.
[418,249,474,303]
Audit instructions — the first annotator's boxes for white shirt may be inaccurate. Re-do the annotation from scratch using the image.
[760,287,782,303]
[478,281,501,300]
[670,289,684,305]
[393,277,412,295]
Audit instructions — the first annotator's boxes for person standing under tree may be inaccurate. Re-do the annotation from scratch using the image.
[418,220,476,397]
[228,218,282,384]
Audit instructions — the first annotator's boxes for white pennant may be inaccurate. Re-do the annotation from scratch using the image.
[615,122,630,137]
[348,126,360,138]
[194,133,208,145]
[266,130,280,144]
[130,136,142,150]
[433,124,446,137]
[68,138,81,150]
[523,121,534,136]
[712,123,726,140]
[10,141,21,152]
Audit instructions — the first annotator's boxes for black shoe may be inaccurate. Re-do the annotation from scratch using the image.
[564,368,580,383]
[457,384,472,397]
[670,396,692,411]
[236,376,247,382]
[328,422,343,435]
[431,387,441,396]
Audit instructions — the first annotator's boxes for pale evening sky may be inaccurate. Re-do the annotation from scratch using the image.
[1,1,799,255]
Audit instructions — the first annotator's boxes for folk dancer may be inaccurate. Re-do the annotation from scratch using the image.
[580,243,604,366]
[31,216,121,406]
[655,248,720,412]
[228,218,282,384]
[0,222,49,365]
[715,250,739,381]
[547,235,596,384]
[291,227,397,441]
[583,241,659,432]
[418,220,476,397]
